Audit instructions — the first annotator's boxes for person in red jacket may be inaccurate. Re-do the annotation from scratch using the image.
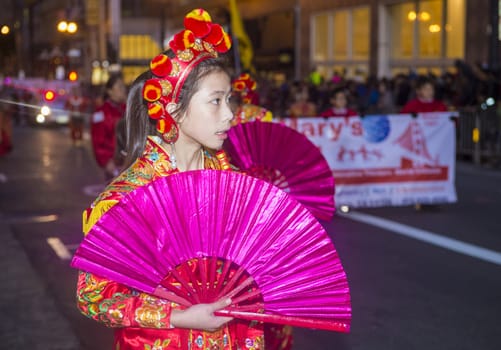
[91,74,127,181]
[400,76,447,114]
[320,87,358,118]
[401,76,447,211]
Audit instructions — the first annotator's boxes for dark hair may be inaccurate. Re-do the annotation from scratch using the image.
[123,52,230,168]
[415,76,433,90]
[123,70,156,169]
[331,87,347,98]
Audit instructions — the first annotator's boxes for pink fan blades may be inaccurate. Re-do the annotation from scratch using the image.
[71,170,351,332]
[224,121,335,221]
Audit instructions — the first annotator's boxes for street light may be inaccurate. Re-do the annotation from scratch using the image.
[57,20,78,34]
[67,22,78,34]
[57,21,67,32]
[1,25,9,35]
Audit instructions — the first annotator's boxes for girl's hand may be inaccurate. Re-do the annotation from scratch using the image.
[170,298,233,332]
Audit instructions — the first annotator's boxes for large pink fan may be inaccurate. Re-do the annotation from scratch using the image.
[224,121,335,221]
[71,170,350,332]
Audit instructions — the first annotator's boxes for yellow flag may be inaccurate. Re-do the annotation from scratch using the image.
[229,0,254,72]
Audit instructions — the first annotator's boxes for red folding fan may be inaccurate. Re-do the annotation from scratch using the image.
[224,121,335,221]
[71,170,350,332]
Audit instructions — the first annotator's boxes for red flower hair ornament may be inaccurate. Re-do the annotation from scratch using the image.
[232,73,257,104]
[142,9,232,143]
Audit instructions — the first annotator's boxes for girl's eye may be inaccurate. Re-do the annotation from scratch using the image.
[211,98,222,105]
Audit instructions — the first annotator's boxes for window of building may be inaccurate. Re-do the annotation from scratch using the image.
[313,14,329,61]
[446,0,465,58]
[333,11,348,60]
[119,35,161,60]
[389,3,414,59]
[388,0,464,68]
[311,6,370,79]
[352,7,370,59]
[418,0,442,58]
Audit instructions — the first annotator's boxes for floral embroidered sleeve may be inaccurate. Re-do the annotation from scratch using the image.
[76,271,172,328]
[77,173,173,330]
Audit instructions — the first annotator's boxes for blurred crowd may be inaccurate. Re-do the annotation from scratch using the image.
[255,60,501,118]
[1,59,501,165]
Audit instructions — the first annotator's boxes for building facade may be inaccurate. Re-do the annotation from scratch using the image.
[2,0,497,84]
[307,0,471,79]
[166,0,495,82]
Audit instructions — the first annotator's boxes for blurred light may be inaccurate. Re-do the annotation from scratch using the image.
[91,67,103,85]
[36,114,46,123]
[67,22,78,34]
[279,53,292,64]
[419,11,430,21]
[109,63,122,72]
[41,105,51,116]
[42,154,51,167]
[408,11,417,21]
[472,128,480,143]
[486,97,495,106]
[340,205,350,213]
[429,24,441,33]
[1,25,9,35]
[67,48,81,57]
[44,90,55,101]
[68,71,78,81]
[57,21,68,32]
[58,20,77,34]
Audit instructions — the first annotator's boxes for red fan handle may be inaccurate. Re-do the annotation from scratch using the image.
[214,309,350,333]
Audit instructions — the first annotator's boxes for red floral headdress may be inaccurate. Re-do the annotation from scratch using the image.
[143,9,232,143]
[232,73,257,104]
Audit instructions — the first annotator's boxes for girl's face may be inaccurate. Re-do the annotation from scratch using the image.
[108,79,127,103]
[332,92,347,108]
[177,70,233,150]
[417,83,434,101]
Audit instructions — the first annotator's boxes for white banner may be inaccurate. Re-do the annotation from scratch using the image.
[279,113,458,208]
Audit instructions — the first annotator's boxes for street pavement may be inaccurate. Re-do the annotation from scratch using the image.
[0,125,110,349]
[0,220,80,349]
[1,125,501,350]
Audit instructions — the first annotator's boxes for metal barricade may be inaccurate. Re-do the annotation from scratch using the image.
[457,107,501,164]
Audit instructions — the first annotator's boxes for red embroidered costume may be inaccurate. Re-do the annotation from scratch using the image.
[77,8,292,350]
[231,74,272,125]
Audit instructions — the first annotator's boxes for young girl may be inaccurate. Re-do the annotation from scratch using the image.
[76,9,264,349]
[287,83,317,118]
[90,74,127,180]
[320,87,357,118]
[400,76,447,114]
